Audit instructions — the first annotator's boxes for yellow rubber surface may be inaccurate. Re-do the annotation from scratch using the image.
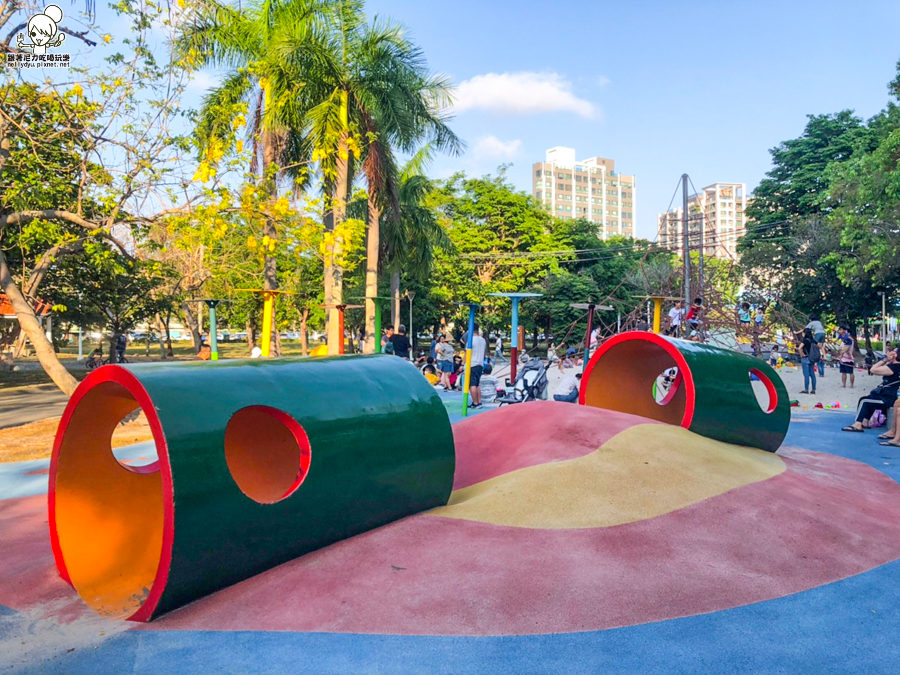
[430,424,785,529]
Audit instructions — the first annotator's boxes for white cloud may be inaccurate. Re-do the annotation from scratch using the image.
[596,75,612,87]
[472,135,522,160]
[454,72,596,118]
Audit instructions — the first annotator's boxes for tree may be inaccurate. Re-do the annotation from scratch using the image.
[738,112,877,325]
[47,249,172,355]
[176,0,334,354]
[0,5,194,394]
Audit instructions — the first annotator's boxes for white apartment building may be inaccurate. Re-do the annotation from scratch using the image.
[532,147,636,239]
[656,182,747,259]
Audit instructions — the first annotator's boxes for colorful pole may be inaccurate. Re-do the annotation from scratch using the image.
[338,305,346,355]
[652,297,663,334]
[461,303,478,418]
[374,300,382,354]
[261,291,275,358]
[510,298,520,382]
[205,300,220,361]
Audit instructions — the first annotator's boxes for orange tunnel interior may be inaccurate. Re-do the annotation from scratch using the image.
[53,381,165,619]
[582,339,688,426]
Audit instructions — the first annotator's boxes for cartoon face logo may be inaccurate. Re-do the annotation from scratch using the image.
[16,5,65,55]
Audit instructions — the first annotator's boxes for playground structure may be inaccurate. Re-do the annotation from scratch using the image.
[49,331,789,622]
[49,355,454,620]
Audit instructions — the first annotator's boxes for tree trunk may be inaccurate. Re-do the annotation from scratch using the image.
[325,90,350,356]
[155,314,168,359]
[390,270,401,329]
[164,308,174,357]
[246,319,255,351]
[299,307,309,356]
[0,248,77,395]
[364,194,380,354]
[181,302,201,353]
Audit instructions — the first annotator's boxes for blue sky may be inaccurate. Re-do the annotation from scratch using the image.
[18,0,900,239]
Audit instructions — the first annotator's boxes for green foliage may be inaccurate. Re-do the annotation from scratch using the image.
[47,247,173,337]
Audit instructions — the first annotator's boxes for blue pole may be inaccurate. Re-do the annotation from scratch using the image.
[462,305,477,418]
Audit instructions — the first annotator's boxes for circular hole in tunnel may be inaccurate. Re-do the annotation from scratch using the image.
[652,367,681,406]
[582,336,688,425]
[749,368,778,414]
[225,405,311,504]
[53,377,166,619]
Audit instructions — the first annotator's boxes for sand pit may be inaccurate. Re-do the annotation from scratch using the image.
[433,423,785,528]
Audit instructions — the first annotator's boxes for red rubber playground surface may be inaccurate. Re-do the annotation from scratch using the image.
[2,402,900,673]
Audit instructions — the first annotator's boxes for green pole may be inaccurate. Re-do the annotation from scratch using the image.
[374,299,382,354]
[205,301,220,361]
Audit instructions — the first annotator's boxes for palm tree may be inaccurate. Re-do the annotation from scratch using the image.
[380,154,454,343]
[175,0,330,354]
[276,8,461,353]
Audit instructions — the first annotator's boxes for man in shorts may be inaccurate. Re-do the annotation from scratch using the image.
[468,325,486,408]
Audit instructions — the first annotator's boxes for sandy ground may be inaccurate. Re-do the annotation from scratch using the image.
[0,412,154,463]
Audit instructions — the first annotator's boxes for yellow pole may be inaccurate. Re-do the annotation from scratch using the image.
[261,292,274,358]
[653,298,663,334]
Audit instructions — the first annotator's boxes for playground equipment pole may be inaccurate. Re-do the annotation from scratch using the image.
[205,300,220,361]
[682,174,691,308]
[261,291,275,358]
[460,303,479,418]
[652,298,663,333]
[489,293,542,383]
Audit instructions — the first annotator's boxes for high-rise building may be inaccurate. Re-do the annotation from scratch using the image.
[532,147,636,238]
[656,182,747,259]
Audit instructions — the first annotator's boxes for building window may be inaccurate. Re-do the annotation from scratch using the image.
[535,170,541,177]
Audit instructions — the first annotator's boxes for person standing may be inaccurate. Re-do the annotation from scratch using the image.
[390,324,411,359]
[115,333,128,363]
[806,314,827,378]
[468,325,486,408]
[799,327,818,395]
[435,334,455,389]
[838,326,856,389]
[494,333,505,362]
[665,301,684,336]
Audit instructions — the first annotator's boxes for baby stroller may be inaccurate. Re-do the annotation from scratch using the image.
[496,357,549,406]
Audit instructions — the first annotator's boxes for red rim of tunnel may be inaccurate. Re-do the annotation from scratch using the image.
[749,368,778,414]
[578,331,696,428]
[226,405,312,503]
[48,364,174,622]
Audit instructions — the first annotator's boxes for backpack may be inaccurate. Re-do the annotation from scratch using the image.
[808,342,821,364]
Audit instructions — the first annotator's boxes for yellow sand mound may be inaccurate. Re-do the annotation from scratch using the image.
[430,424,785,529]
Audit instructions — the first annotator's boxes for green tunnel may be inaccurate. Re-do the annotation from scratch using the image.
[49,355,455,621]
[579,331,791,453]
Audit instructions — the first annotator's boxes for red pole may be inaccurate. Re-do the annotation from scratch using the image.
[338,306,345,355]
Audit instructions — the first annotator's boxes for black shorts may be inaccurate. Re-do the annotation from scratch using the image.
[840,363,854,374]
[469,365,483,387]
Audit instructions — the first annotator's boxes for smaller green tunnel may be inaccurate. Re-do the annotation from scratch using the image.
[579,331,790,453]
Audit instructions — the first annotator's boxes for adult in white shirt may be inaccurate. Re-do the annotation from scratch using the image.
[553,372,582,403]
[666,300,684,336]
[494,334,505,361]
[468,327,487,408]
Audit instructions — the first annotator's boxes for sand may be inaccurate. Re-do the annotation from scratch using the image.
[432,423,785,528]
[0,413,154,463]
